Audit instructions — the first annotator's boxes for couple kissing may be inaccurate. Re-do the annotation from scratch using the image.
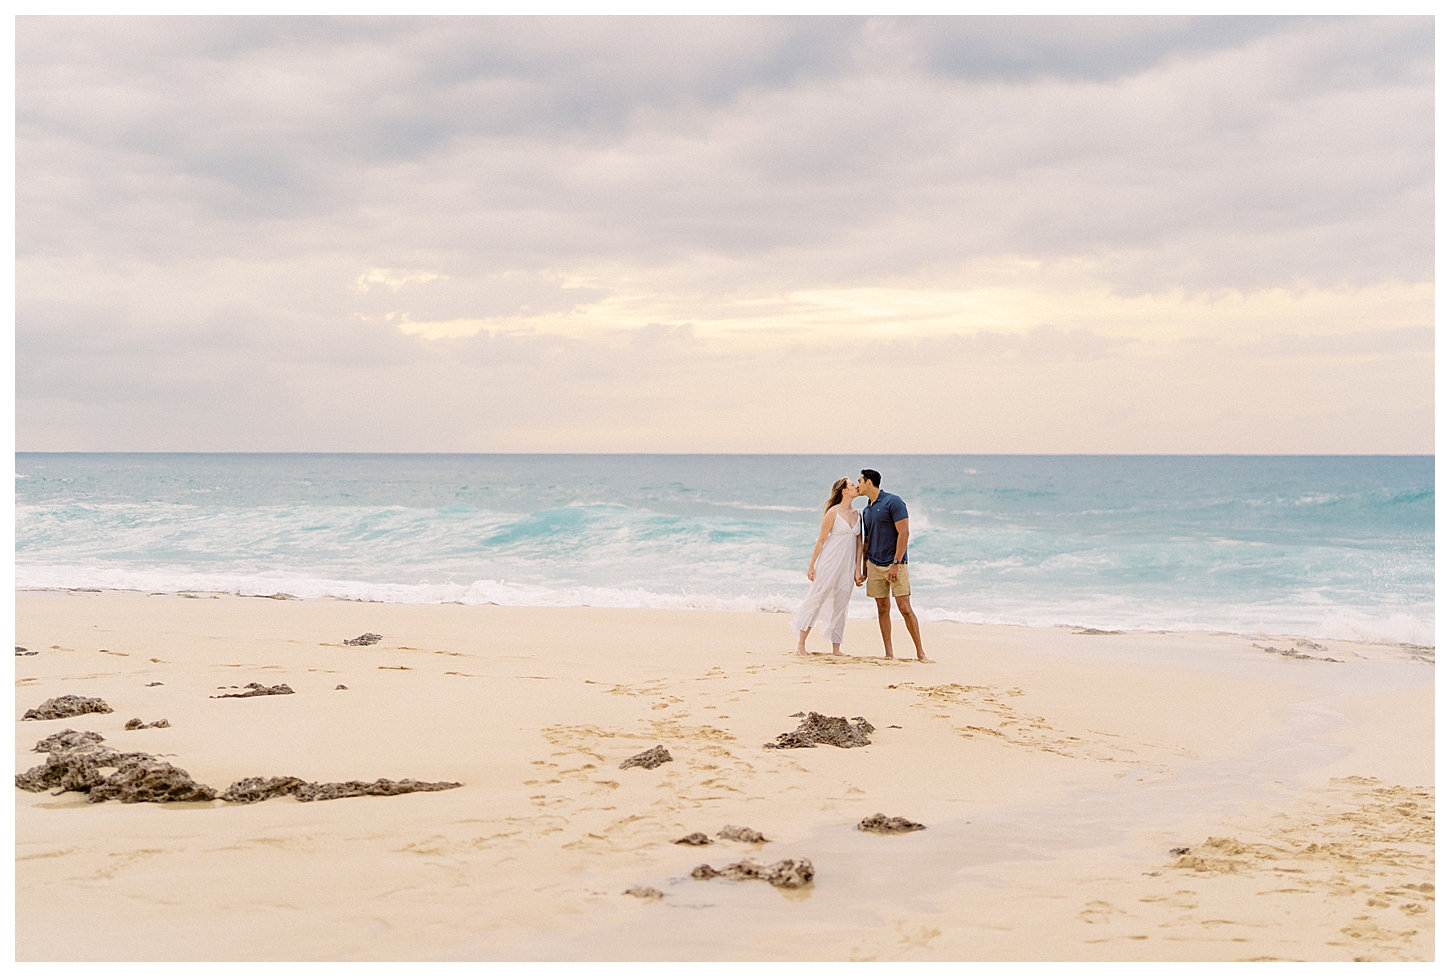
[790,469,930,662]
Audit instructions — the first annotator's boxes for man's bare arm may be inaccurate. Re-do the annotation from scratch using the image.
[893,518,909,563]
[886,518,909,580]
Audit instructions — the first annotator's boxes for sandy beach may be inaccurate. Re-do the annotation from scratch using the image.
[14,588,1434,961]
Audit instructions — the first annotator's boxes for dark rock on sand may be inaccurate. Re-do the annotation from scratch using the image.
[296,778,461,802]
[718,825,767,843]
[624,886,663,900]
[763,712,874,750]
[22,695,114,721]
[146,682,164,687]
[620,745,673,770]
[673,832,713,846]
[19,734,459,807]
[335,684,348,690]
[219,776,310,803]
[1169,847,1191,856]
[88,760,218,804]
[16,734,208,802]
[124,718,171,730]
[691,858,814,888]
[16,646,36,656]
[344,633,382,646]
[220,776,463,804]
[32,728,104,753]
[858,813,925,834]
[210,682,294,699]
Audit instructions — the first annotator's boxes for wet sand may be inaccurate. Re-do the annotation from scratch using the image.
[14,589,1434,961]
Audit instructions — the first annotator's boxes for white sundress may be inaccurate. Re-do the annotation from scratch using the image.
[790,509,859,645]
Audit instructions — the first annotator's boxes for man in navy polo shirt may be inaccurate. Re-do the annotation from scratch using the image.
[858,469,929,661]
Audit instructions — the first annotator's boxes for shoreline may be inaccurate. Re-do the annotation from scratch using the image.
[15,589,1434,960]
[15,586,1435,657]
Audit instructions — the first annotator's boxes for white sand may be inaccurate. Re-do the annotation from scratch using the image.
[14,590,1434,961]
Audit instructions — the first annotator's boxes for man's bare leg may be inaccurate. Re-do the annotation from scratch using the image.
[895,595,930,662]
[796,628,811,656]
[875,597,894,658]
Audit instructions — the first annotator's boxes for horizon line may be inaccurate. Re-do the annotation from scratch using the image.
[13,450,1435,458]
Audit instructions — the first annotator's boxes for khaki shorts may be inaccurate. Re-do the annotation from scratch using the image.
[865,562,910,598]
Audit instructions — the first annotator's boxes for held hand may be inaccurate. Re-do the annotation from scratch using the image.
[806,566,816,582]
[854,573,865,587]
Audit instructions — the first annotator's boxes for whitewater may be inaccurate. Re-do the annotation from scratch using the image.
[14,453,1433,647]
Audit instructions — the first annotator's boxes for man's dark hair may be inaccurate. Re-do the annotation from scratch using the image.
[860,469,881,488]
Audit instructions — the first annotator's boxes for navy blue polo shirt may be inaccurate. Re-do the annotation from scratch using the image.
[862,490,909,567]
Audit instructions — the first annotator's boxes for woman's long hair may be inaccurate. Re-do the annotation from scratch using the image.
[823,477,849,512]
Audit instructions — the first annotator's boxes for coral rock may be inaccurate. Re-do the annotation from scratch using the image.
[761,858,815,888]
[858,813,925,834]
[620,745,673,770]
[22,695,114,721]
[763,712,874,750]
[719,825,767,843]
[344,633,382,646]
[31,729,104,754]
[691,858,815,888]
[124,718,171,730]
[210,682,294,699]
[219,776,311,804]
[87,760,217,804]
[220,776,462,804]
[624,886,663,900]
[673,832,713,846]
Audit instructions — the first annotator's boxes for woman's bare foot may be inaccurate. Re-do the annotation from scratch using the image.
[916,655,934,663]
[831,645,845,656]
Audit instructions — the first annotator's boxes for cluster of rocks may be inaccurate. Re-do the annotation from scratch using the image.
[210,682,294,699]
[691,858,814,889]
[672,824,769,846]
[219,775,462,804]
[15,728,461,806]
[764,712,874,750]
[16,646,37,657]
[858,813,925,834]
[124,718,171,730]
[620,745,673,770]
[343,633,382,646]
[22,695,113,721]
[16,729,215,803]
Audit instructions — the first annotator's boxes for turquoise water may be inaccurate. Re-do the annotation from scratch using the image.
[14,454,1434,645]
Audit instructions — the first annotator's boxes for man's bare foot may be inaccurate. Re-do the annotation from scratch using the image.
[884,653,895,659]
[916,655,934,663]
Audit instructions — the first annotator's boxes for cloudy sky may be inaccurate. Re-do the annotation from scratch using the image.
[15,15,1433,452]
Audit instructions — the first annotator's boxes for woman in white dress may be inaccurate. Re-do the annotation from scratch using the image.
[792,477,864,656]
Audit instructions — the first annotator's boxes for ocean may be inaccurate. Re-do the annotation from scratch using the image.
[13,454,1434,646]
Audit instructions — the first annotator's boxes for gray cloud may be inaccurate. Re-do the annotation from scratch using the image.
[17,16,1430,280]
[14,15,1434,451]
